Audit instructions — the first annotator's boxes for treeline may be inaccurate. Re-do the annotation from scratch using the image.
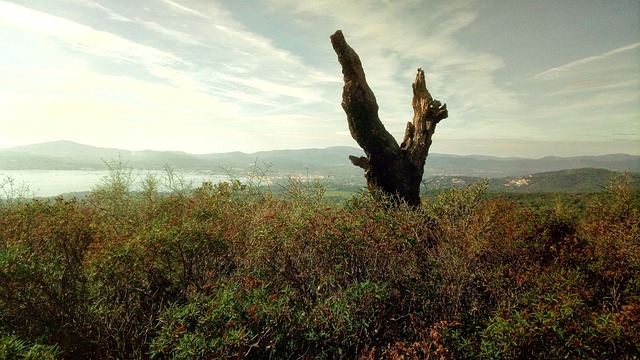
[0,164,638,359]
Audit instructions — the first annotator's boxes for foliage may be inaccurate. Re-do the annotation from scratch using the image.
[0,163,638,359]
[0,335,59,360]
[0,176,35,207]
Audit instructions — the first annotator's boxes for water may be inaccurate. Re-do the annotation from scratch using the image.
[0,170,232,198]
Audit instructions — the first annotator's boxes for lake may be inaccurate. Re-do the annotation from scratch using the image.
[0,170,232,198]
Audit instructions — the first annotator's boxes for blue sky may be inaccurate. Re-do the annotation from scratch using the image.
[1,0,638,157]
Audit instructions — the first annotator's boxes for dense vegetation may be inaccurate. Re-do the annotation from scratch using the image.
[1,164,638,359]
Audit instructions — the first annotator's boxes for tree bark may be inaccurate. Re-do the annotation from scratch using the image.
[330,30,448,207]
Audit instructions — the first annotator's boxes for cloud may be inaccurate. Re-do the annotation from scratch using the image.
[0,64,248,152]
[139,20,203,45]
[85,1,133,22]
[262,0,638,153]
[0,2,187,69]
[0,1,336,103]
[527,42,640,106]
[0,0,349,152]
[531,42,640,81]
[160,0,211,19]
[518,42,640,141]
[2,0,636,156]
[264,1,518,133]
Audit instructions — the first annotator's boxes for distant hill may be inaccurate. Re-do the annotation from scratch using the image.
[1,141,638,180]
[0,141,213,170]
[425,168,639,193]
[422,153,640,177]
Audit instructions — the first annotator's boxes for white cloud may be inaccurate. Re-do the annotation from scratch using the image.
[139,20,203,45]
[263,0,639,154]
[1,0,637,156]
[0,2,187,69]
[90,2,133,22]
[265,0,517,123]
[160,0,211,19]
[0,1,332,102]
[517,41,640,142]
[0,0,348,152]
[532,42,640,81]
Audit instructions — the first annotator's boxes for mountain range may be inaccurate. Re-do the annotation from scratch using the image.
[1,141,638,178]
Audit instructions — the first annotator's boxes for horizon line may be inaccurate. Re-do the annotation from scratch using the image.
[2,139,639,160]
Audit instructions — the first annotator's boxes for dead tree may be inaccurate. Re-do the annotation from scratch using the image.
[330,30,448,207]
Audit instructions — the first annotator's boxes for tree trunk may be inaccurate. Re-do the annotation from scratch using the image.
[330,30,448,207]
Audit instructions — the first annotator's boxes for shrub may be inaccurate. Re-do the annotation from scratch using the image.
[0,334,59,360]
[476,269,637,359]
[0,172,638,359]
[0,198,96,357]
[83,181,242,358]
[150,279,295,359]
[0,176,35,208]
[442,176,640,359]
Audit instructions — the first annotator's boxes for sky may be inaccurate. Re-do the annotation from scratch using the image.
[0,0,639,158]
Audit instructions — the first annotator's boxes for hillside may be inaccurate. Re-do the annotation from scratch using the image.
[425,168,640,193]
[423,153,640,177]
[0,141,364,175]
[2,141,638,178]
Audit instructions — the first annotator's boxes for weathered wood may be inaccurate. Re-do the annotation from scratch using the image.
[330,30,448,206]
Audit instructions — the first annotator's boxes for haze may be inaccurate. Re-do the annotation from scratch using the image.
[1,0,639,157]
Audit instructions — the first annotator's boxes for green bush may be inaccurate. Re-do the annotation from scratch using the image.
[0,170,638,359]
[475,269,636,359]
[0,335,59,360]
[0,199,95,357]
